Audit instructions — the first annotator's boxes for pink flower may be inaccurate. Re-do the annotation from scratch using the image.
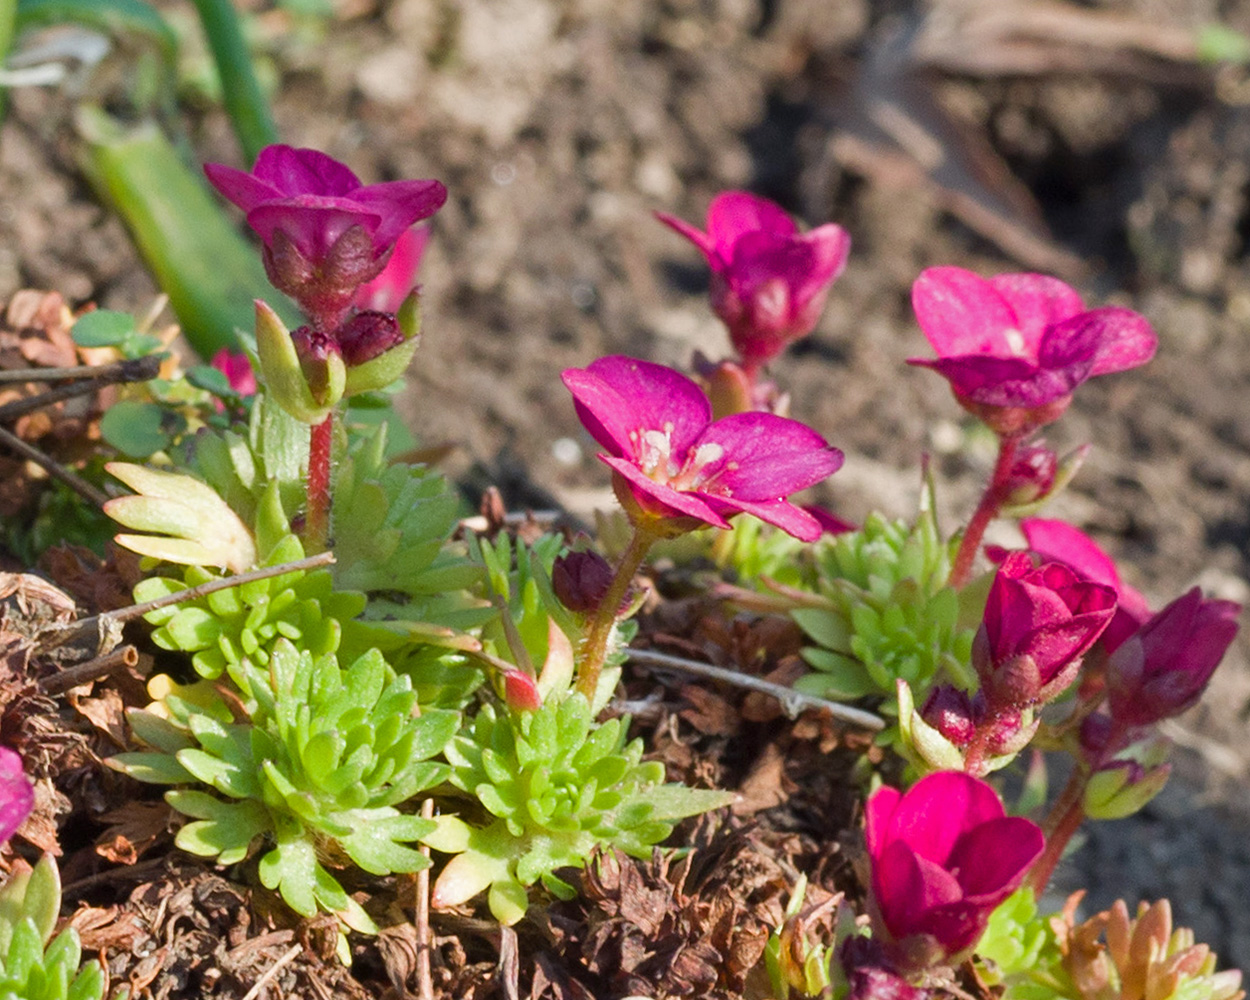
[0,747,33,845]
[205,145,446,323]
[974,552,1117,709]
[656,192,851,372]
[353,225,429,313]
[1019,518,1151,652]
[865,771,1044,970]
[561,356,843,541]
[1106,588,1240,729]
[210,349,258,397]
[909,268,1156,434]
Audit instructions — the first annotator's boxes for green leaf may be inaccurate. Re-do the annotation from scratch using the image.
[99,400,175,458]
[70,309,135,347]
[109,751,194,784]
[339,813,435,875]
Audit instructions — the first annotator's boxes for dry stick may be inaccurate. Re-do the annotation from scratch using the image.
[0,358,164,384]
[40,552,336,647]
[40,644,138,695]
[0,356,162,423]
[239,942,303,1000]
[625,648,885,731]
[0,424,110,507]
[415,798,435,1000]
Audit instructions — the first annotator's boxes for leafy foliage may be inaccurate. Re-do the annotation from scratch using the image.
[132,485,363,682]
[0,857,105,1000]
[790,507,977,706]
[425,694,734,925]
[113,641,457,930]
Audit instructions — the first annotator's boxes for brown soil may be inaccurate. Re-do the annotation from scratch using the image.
[0,0,1248,995]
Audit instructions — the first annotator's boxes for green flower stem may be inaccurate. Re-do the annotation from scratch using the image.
[306,411,334,553]
[1028,792,1086,895]
[574,525,656,702]
[949,433,1020,588]
[190,0,279,163]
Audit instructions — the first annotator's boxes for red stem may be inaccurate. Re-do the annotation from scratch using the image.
[1028,794,1086,895]
[574,526,655,703]
[948,434,1020,588]
[306,412,334,553]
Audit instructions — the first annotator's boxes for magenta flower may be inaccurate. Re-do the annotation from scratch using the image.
[205,145,446,323]
[561,356,843,541]
[865,771,1044,970]
[909,268,1156,434]
[656,192,851,373]
[354,225,429,313]
[210,349,258,398]
[974,552,1117,709]
[1106,588,1240,729]
[1019,518,1151,653]
[0,747,33,844]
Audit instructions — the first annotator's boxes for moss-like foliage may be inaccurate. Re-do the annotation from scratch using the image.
[425,694,734,925]
[113,642,457,932]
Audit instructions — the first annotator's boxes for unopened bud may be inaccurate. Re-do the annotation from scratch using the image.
[502,670,542,712]
[1083,757,1171,820]
[253,299,344,423]
[1001,445,1058,508]
[920,685,977,747]
[1001,443,1091,517]
[551,549,614,613]
[342,290,423,397]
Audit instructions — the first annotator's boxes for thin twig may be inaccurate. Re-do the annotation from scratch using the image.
[626,648,885,731]
[0,424,110,507]
[40,552,336,646]
[240,942,303,1000]
[415,798,435,1000]
[0,356,162,423]
[39,644,138,695]
[61,856,167,898]
[0,358,160,384]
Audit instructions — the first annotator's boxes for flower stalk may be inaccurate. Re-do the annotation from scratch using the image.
[575,524,656,701]
[305,412,334,553]
[949,432,1019,588]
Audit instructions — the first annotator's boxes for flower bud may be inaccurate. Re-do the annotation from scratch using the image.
[1106,587,1240,729]
[1083,757,1171,820]
[920,685,977,747]
[254,299,344,423]
[342,290,423,397]
[1001,444,1057,508]
[502,670,543,712]
[1001,444,1090,517]
[551,549,614,613]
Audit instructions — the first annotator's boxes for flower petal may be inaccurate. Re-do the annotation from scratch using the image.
[250,144,363,197]
[910,355,1082,408]
[1081,307,1158,376]
[654,211,716,260]
[351,179,448,250]
[691,412,843,501]
[912,267,1020,358]
[203,161,283,215]
[873,839,963,940]
[945,816,1044,900]
[704,496,823,541]
[600,455,730,528]
[562,356,712,458]
[705,190,797,250]
[247,200,382,261]
[987,273,1085,352]
[0,747,33,844]
[882,771,1006,866]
